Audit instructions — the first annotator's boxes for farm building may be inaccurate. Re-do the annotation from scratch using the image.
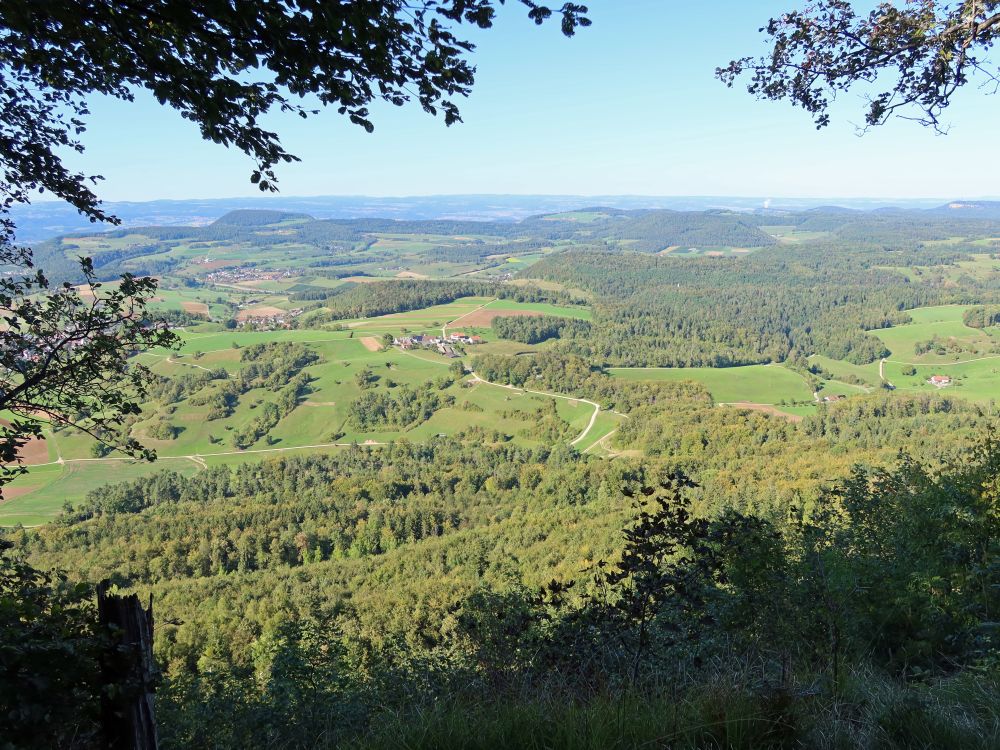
[929,375,952,387]
[447,331,483,345]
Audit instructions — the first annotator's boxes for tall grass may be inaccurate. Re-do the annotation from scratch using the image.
[342,669,999,750]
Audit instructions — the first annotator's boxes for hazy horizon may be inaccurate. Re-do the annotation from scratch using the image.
[15,192,996,244]
[50,1,1000,204]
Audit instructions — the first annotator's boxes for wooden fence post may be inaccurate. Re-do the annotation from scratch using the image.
[96,581,159,750]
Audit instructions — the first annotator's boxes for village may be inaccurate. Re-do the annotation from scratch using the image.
[394,331,484,358]
[234,302,305,330]
[205,265,297,286]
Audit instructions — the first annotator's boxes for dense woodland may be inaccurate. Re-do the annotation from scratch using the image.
[7,386,999,747]
[492,314,592,344]
[524,238,1000,366]
[5,205,1000,748]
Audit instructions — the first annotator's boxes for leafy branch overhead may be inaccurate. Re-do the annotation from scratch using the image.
[0,1,586,485]
[0,251,178,483]
[0,0,589,214]
[719,0,1000,130]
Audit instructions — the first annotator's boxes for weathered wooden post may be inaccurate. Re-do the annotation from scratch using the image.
[96,581,159,750]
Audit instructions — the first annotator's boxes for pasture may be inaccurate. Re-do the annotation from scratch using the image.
[871,305,998,364]
[2,296,598,525]
[0,458,203,527]
[881,356,1000,403]
[809,355,881,387]
[540,211,609,223]
[608,364,814,405]
[861,304,1000,403]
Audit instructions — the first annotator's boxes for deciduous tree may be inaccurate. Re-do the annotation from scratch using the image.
[719,1,1000,130]
[0,1,588,482]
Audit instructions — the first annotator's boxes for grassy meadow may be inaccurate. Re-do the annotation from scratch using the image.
[607,364,814,405]
[1,294,612,525]
[868,305,1000,403]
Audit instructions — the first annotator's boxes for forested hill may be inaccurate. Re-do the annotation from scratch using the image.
[26,202,1000,286]
[524,252,914,366]
[522,218,1000,367]
[212,209,312,226]
[928,200,1000,218]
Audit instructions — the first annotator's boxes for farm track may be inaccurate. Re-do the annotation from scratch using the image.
[164,355,217,373]
[28,439,389,469]
[441,299,495,338]
[467,373,603,447]
[584,429,618,455]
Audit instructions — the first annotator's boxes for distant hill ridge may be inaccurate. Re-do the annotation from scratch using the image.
[942,200,1000,209]
[212,209,312,226]
[14,195,996,243]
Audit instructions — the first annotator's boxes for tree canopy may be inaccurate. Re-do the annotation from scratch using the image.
[1,0,589,215]
[0,1,588,483]
[719,1,1000,130]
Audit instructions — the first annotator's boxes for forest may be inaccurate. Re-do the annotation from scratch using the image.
[6,1,1000,747]
[5,203,1000,749]
[522,237,1000,366]
[7,389,998,747]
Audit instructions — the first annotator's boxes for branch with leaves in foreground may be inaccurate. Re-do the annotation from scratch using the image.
[719,0,1000,131]
[0,246,178,486]
[0,0,589,213]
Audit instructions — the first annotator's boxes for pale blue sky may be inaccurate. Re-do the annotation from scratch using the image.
[62,1,998,202]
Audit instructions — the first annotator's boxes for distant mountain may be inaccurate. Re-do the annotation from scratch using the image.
[807,205,861,214]
[8,194,966,244]
[212,209,312,226]
[931,200,1000,218]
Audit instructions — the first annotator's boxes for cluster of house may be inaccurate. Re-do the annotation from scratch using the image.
[235,307,304,330]
[394,331,484,358]
[205,266,296,284]
[928,374,952,387]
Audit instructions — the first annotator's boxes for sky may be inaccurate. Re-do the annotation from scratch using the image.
[61,0,999,202]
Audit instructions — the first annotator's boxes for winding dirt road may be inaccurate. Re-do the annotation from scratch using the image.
[468,372,602,446]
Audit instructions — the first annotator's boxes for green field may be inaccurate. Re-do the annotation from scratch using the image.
[758,225,833,244]
[477,298,592,320]
[661,246,761,257]
[881,356,1000,402]
[865,304,1000,403]
[809,355,881,387]
[343,297,495,334]
[800,305,1000,405]
[0,458,203,527]
[2,296,603,525]
[607,364,813,404]
[539,211,609,223]
[871,305,997,363]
